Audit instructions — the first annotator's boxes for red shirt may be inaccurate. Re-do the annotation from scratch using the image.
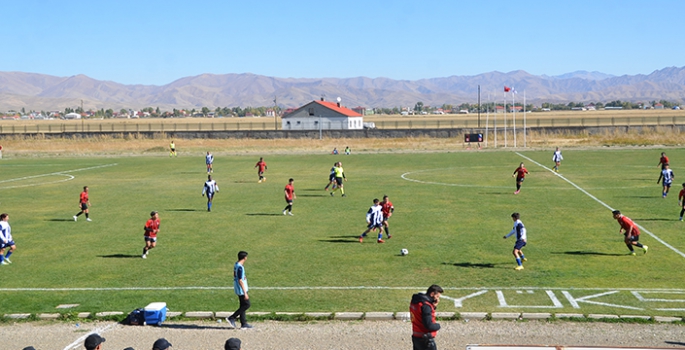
[80,191,89,204]
[284,184,294,200]
[144,218,161,238]
[660,156,670,165]
[382,201,394,217]
[256,160,267,172]
[679,189,685,201]
[617,215,639,236]
[514,166,529,179]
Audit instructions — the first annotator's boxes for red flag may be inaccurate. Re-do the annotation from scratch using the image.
[504,86,511,92]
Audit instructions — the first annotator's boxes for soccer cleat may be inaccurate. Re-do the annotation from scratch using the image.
[73,216,78,221]
[142,254,147,259]
[258,179,262,183]
[630,251,636,256]
[377,239,385,243]
[643,245,649,254]
[514,190,520,195]
[1,261,8,265]
[387,235,392,239]
[522,257,527,262]
[358,237,363,243]
[514,265,524,270]
[86,218,92,222]
[226,317,237,328]
[241,323,254,329]
[680,217,683,221]
[4,258,11,264]
[288,212,294,216]
[283,210,287,215]
[342,194,347,197]
[330,192,334,197]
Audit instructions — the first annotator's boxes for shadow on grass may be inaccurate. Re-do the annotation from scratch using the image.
[300,188,327,192]
[234,180,257,183]
[479,192,512,195]
[246,213,282,216]
[166,209,203,212]
[98,254,141,259]
[46,218,74,222]
[319,235,360,243]
[298,194,328,197]
[620,196,658,199]
[161,323,231,330]
[666,342,685,346]
[554,251,626,256]
[442,262,496,269]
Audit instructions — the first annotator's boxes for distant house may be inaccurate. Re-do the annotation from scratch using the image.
[495,106,505,113]
[265,109,275,117]
[655,103,664,110]
[282,98,363,130]
[64,112,81,120]
[585,103,596,111]
[510,106,523,112]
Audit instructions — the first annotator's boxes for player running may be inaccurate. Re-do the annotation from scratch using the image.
[324,162,338,191]
[612,210,648,256]
[512,162,529,195]
[0,213,16,265]
[503,212,527,270]
[658,152,670,170]
[73,186,92,222]
[142,211,160,259]
[359,198,385,243]
[206,151,214,174]
[552,147,563,172]
[381,195,394,239]
[255,157,267,183]
[169,140,177,157]
[678,183,685,221]
[202,175,220,212]
[283,178,296,216]
[657,164,674,198]
[330,162,347,197]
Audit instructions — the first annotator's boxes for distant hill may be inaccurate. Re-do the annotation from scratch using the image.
[1,67,684,111]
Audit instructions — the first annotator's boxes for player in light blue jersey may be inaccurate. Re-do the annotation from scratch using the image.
[226,251,252,329]
[206,151,214,174]
[657,164,674,198]
[359,198,385,243]
[503,212,527,270]
[0,213,16,265]
[202,175,220,212]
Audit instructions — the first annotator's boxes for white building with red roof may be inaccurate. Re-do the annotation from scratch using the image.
[282,98,363,130]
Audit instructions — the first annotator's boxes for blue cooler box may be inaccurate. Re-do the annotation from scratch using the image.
[144,302,167,326]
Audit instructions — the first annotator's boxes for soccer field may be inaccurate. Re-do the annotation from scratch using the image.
[1,149,684,317]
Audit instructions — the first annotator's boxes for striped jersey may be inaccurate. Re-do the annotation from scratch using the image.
[662,169,674,184]
[206,153,213,164]
[552,150,563,162]
[505,219,527,241]
[0,221,11,243]
[366,204,383,226]
[233,261,248,296]
[203,180,219,195]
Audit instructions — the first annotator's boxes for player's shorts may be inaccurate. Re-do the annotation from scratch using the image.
[383,215,391,222]
[329,174,335,182]
[285,197,293,205]
[664,181,673,187]
[144,236,157,242]
[514,240,527,250]
[367,223,383,229]
[335,177,343,186]
[625,234,640,242]
[80,203,88,210]
[171,148,176,152]
[258,171,264,176]
[516,177,525,183]
[207,192,215,200]
[0,240,15,249]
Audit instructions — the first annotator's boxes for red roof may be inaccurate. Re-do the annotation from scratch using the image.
[314,100,362,117]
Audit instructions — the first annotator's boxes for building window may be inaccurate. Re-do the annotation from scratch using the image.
[297,121,301,125]
[308,108,315,116]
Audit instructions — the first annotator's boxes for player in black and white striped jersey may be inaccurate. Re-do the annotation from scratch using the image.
[359,198,385,244]
[202,175,219,212]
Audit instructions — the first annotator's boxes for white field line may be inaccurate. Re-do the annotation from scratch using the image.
[0,286,684,292]
[516,152,685,259]
[0,163,118,188]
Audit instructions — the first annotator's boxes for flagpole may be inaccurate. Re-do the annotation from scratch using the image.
[504,90,507,148]
[523,90,527,148]
[494,91,497,148]
[513,88,517,148]
[485,93,490,148]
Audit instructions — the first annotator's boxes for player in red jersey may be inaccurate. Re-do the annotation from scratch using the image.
[612,210,648,255]
[658,152,670,170]
[511,162,529,194]
[255,157,267,183]
[381,195,394,239]
[142,211,161,259]
[283,178,296,216]
[678,183,685,221]
[73,186,92,222]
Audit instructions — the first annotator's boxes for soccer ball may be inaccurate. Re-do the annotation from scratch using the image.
[400,248,409,256]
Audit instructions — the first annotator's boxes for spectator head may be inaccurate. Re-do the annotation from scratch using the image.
[84,333,106,350]
[225,338,242,350]
[152,338,172,350]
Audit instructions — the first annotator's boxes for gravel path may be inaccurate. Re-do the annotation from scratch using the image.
[3,320,684,350]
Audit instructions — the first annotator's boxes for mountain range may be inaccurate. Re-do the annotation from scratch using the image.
[1,66,684,111]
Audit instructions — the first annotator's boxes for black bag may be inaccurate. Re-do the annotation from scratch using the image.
[125,308,145,325]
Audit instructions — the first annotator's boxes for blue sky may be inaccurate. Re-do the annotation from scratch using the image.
[2,0,683,85]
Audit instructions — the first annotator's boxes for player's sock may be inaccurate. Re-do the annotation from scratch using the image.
[208,202,212,210]
[515,258,522,266]
[5,251,12,259]
[516,184,521,191]
[377,232,382,241]
[340,187,345,195]
[85,213,89,219]
[384,226,390,236]
[76,212,82,217]
[0,255,4,263]
[680,208,685,218]
[626,244,634,251]
[520,253,525,261]
[635,242,644,248]
[143,247,148,255]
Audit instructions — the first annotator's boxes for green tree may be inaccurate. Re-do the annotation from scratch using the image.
[414,102,423,113]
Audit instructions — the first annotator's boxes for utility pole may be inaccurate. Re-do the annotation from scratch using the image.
[273,96,278,130]
[477,85,481,128]
[81,99,84,132]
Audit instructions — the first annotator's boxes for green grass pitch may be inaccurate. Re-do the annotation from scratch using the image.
[0,149,684,316]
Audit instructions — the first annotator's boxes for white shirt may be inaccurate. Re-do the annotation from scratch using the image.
[206,154,214,164]
[505,219,527,241]
[366,204,383,225]
[552,150,563,162]
[0,221,12,243]
[202,180,219,195]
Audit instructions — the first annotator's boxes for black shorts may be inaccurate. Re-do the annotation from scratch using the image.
[516,177,525,183]
[335,177,343,186]
[329,174,335,182]
[285,197,293,205]
[80,203,88,210]
[625,234,640,242]
[367,223,383,229]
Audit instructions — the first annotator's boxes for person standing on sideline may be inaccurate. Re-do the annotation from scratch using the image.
[410,284,443,350]
[283,178,296,216]
[552,147,563,172]
[657,164,674,198]
[359,198,385,243]
[142,211,160,259]
[330,161,347,197]
[678,183,685,220]
[226,251,253,329]
[169,140,177,157]
[202,175,220,212]
[345,146,351,155]
[381,195,394,239]
[73,186,92,222]
[0,213,16,265]
[324,162,338,192]
[612,210,648,255]
[512,162,529,195]
[503,212,527,270]
[255,157,267,183]
[206,151,214,174]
